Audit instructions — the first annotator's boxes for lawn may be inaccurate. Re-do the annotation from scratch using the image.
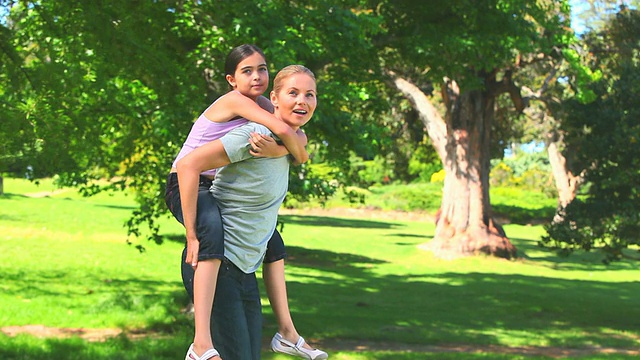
[0,177,638,359]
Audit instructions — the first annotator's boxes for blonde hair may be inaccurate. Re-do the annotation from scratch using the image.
[272,65,316,94]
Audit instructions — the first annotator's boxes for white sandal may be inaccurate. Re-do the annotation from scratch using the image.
[270,333,328,359]
[185,343,220,360]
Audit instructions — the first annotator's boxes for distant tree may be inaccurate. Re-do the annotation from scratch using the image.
[541,6,640,262]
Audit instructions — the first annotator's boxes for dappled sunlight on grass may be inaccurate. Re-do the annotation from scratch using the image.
[2,177,639,358]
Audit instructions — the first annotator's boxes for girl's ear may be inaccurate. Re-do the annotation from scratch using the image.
[226,74,236,88]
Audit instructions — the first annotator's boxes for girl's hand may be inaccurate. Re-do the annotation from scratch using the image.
[185,235,200,269]
[249,132,288,158]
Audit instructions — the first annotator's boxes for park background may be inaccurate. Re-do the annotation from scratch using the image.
[1,0,639,359]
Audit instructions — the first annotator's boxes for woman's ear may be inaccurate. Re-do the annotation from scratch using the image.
[226,74,236,88]
[269,90,278,107]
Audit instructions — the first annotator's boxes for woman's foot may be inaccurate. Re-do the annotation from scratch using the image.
[185,343,221,360]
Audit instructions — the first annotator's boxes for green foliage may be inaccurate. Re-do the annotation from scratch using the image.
[542,7,640,262]
[344,153,394,187]
[408,139,442,183]
[0,0,593,252]
[366,183,443,213]
[0,0,385,247]
[285,162,339,207]
[490,150,557,197]
[490,187,557,224]
[370,0,573,90]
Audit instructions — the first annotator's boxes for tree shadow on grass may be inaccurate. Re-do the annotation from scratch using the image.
[275,247,640,351]
[492,204,556,225]
[2,232,639,358]
[510,236,640,271]
[161,215,402,245]
[0,193,29,199]
[285,245,387,269]
[279,214,399,229]
[5,213,633,358]
[94,204,138,211]
[0,333,191,360]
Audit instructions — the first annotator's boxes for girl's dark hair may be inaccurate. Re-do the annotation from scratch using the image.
[224,44,266,76]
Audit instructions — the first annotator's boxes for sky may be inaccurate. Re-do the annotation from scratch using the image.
[569,0,590,34]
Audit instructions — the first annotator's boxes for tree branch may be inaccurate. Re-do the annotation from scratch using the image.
[386,69,448,163]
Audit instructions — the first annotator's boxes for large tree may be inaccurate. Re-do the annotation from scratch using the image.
[360,0,575,259]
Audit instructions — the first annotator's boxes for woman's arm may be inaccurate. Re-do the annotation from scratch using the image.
[175,140,231,266]
[206,92,309,164]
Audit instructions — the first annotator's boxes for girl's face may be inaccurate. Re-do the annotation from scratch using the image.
[226,52,268,100]
[270,73,317,130]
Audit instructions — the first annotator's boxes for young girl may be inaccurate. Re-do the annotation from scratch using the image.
[165,45,327,360]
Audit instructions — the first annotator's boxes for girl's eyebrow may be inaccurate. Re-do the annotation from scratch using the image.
[240,63,267,71]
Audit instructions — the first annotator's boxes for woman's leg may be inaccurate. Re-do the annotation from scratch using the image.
[212,260,260,360]
[263,259,299,340]
[263,230,324,353]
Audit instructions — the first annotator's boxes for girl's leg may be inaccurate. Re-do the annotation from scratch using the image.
[168,173,224,359]
[189,186,225,358]
[192,259,221,356]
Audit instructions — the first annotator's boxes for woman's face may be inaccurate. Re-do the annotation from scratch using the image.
[270,73,317,130]
[226,52,269,100]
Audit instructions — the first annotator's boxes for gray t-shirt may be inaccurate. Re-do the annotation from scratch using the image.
[210,122,290,273]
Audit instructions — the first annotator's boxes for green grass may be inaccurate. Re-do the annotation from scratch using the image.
[1,177,638,359]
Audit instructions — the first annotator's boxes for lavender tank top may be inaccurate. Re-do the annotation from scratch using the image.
[172,113,249,176]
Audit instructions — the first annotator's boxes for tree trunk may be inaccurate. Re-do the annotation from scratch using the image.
[0,175,3,195]
[392,75,517,260]
[546,140,584,209]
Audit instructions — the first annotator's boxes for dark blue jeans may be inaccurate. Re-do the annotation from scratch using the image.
[165,173,225,261]
[182,253,262,360]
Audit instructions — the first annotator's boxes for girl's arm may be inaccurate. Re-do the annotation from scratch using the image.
[206,92,309,164]
[249,129,308,165]
[175,140,231,266]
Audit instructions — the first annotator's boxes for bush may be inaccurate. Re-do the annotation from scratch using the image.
[368,183,442,212]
